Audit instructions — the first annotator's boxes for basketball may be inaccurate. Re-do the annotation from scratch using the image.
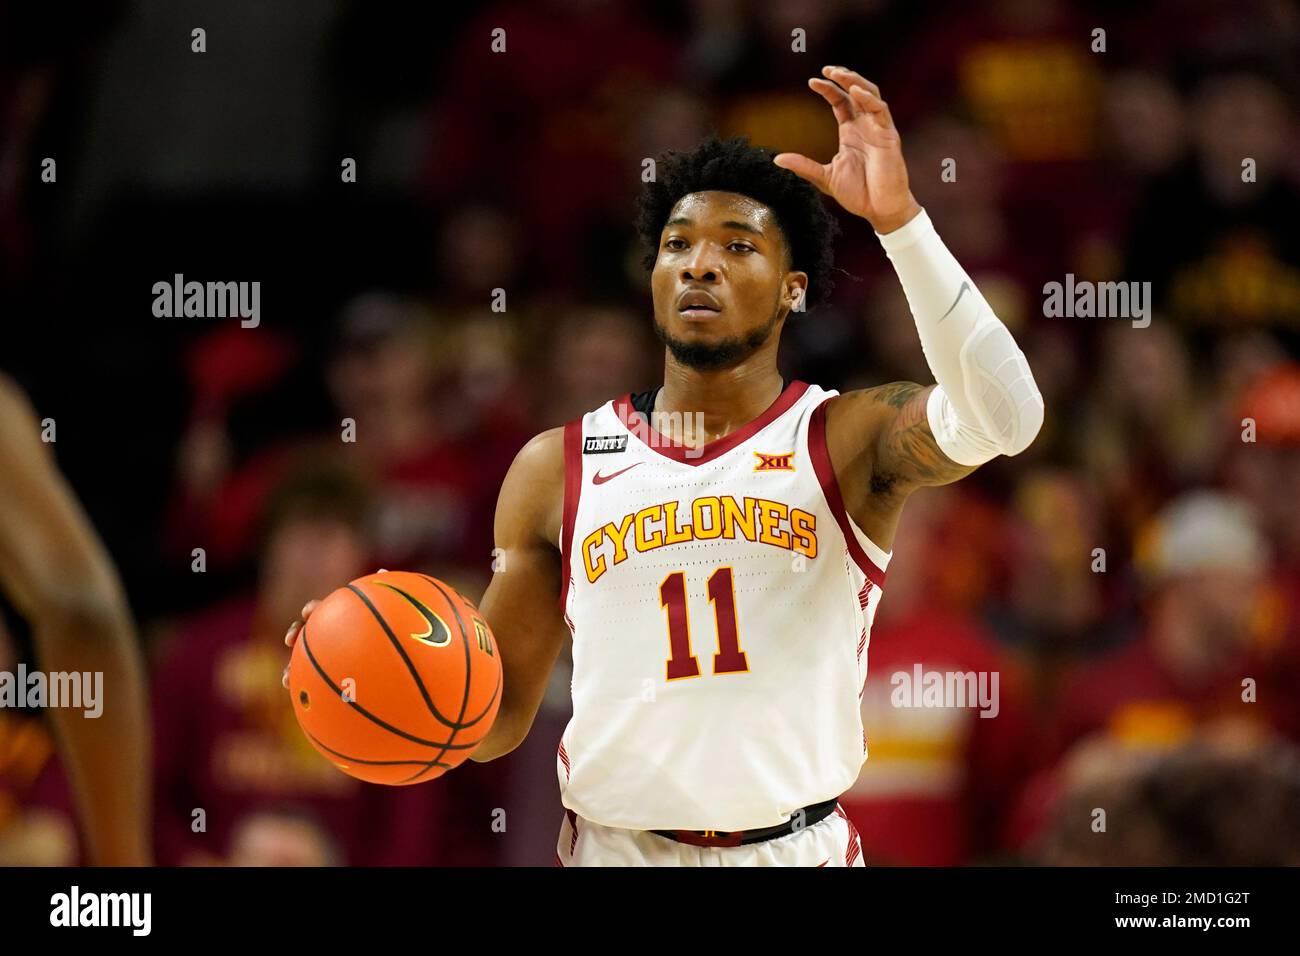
[287,570,502,785]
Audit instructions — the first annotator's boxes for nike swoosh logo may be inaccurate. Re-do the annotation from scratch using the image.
[938,281,970,323]
[592,462,642,485]
[374,581,452,647]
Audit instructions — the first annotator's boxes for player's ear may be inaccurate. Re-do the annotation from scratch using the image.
[785,273,809,316]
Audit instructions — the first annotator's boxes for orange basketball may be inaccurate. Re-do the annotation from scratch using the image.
[287,571,502,785]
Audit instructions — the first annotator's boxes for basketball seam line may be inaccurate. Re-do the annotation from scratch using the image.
[299,620,482,747]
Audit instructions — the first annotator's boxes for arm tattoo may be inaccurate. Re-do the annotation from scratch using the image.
[870,382,977,491]
[871,381,923,410]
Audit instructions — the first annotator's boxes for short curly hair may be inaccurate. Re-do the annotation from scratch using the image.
[635,135,840,310]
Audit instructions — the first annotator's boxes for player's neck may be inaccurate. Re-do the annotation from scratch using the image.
[656,353,785,445]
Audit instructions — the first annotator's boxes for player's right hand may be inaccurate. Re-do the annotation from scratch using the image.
[282,599,321,688]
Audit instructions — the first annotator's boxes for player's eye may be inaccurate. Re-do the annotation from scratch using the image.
[664,237,687,251]
[729,242,754,253]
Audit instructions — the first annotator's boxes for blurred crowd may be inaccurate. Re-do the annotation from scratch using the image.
[2,0,1300,866]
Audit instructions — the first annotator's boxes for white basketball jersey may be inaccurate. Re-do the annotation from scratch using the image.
[556,380,890,832]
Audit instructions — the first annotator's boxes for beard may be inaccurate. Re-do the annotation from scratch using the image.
[654,311,780,371]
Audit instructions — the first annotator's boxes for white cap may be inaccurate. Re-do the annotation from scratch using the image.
[1140,490,1268,581]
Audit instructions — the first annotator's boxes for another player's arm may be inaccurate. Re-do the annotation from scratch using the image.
[0,375,151,866]
[468,427,569,762]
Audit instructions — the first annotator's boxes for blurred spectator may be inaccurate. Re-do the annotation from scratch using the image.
[432,203,524,313]
[840,490,1036,865]
[1054,490,1287,752]
[226,808,343,867]
[1033,737,1300,866]
[1080,323,1216,541]
[326,293,526,587]
[894,0,1102,164]
[536,304,657,426]
[1225,362,1300,697]
[1228,362,1300,580]
[1009,489,1300,849]
[152,462,499,865]
[164,326,310,573]
[421,0,681,286]
[1125,64,1300,328]
[994,467,1115,657]
[1073,70,1187,280]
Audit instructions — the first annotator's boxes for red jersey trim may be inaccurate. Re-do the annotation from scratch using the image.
[613,380,811,466]
[558,420,583,611]
[808,397,887,588]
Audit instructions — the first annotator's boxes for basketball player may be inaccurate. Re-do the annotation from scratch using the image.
[0,374,151,865]
[287,67,1044,865]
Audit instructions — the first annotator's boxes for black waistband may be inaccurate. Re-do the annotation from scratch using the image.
[650,797,840,848]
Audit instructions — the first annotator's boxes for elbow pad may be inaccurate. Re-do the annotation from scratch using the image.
[952,316,1044,460]
[880,209,1044,466]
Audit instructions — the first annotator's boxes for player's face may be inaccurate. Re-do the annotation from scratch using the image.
[651,191,805,370]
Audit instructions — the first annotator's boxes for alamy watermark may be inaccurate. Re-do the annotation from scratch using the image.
[890,665,1000,718]
[631,409,709,459]
[0,665,102,718]
[50,886,150,936]
[1043,273,1151,328]
[152,274,260,327]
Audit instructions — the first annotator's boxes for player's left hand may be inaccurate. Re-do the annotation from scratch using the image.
[281,599,321,689]
[774,66,921,234]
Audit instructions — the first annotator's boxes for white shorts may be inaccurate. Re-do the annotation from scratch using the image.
[555,804,865,867]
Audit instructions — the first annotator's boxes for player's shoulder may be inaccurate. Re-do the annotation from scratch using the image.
[498,427,568,546]
[832,381,928,414]
[508,395,617,475]
[501,426,567,506]
[822,381,929,438]
[511,425,566,476]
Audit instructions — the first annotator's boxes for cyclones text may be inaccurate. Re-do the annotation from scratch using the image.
[582,495,817,583]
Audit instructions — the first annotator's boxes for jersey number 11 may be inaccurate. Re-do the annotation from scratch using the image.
[659,568,750,680]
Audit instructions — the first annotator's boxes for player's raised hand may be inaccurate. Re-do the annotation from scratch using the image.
[282,599,321,688]
[773,66,921,234]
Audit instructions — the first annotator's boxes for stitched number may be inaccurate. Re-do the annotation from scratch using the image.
[659,571,699,679]
[660,568,749,680]
[707,568,748,673]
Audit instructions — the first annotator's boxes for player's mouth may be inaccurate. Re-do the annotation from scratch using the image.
[677,289,723,320]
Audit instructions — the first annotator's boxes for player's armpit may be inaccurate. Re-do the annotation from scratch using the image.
[470,427,570,762]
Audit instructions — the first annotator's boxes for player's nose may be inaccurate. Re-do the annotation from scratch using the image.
[679,260,721,284]
[679,242,723,284]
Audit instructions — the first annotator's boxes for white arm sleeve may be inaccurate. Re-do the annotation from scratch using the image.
[877,208,1044,467]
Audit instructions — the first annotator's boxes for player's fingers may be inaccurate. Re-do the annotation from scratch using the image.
[845,87,900,148]
[847,85,896,130]
[807,77,857,125]
[772,153,831,193]
[823,65,880,99]
[285,598,323,646]
[281,664,290,690]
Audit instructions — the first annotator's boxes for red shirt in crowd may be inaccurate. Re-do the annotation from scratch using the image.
[839,606,1035,866]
